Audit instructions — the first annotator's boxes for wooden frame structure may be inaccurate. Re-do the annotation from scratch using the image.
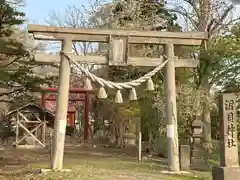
[7,104,49,148]
[28,24,207,171]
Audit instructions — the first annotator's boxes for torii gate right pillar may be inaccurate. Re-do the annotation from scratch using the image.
[164,43,179,171]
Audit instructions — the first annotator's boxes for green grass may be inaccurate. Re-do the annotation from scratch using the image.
[154,138,240,169]
[208,142,240,167]
[0,146,212,180]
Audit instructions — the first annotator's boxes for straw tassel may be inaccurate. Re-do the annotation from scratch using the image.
[129,88,137,101]
[146,78,154,91]
[98,86,108,99]
[115,89,123,103]
[83,77,93,91]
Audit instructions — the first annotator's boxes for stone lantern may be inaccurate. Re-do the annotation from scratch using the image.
[190,119,208,170]
[178,119,204,171]
[191,119,203,149]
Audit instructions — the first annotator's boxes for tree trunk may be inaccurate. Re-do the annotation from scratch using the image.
[109,121,116,144]
[201,82,212,152]
[202,98,212,151]
[116,121,125,147]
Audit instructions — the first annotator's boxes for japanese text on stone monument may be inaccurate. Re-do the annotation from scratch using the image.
[225,100,237,148]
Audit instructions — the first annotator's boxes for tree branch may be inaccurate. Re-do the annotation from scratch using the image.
[169,8,199,30]
[0,87,25,97]
[209,4,234,35]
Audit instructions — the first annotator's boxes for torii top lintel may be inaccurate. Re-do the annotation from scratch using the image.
[27,24,208,46]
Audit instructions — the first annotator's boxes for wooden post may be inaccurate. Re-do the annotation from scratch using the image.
[138,130,142,161]
[51,39,72,170]
[15,113,19,145]
[42,114,46,145]
[164,43,180,172]
[41,93,46,145]
[137,115,142,161]
[34,126,38,138]
[83,92,89,140]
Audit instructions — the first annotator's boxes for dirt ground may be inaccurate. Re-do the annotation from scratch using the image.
[0,142,211,180]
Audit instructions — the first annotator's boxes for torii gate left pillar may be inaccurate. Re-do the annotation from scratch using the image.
[28,24,207,171]
[51,38,71,170]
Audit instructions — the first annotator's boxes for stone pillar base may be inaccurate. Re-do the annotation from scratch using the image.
[179,145,190,171]
[212,167,240,180]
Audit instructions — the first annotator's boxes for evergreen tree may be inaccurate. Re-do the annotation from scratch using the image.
[0,0,26,58]
[112,0,180,31]
[0,0,54,105]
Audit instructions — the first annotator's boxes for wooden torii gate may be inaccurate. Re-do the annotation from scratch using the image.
[28,24,207,171]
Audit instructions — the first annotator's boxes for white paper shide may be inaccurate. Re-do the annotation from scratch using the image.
[58,120,67,134]
[167,124,174,138]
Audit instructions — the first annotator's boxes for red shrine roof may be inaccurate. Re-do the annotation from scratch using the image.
[43,93,85,113]
[41,75,91,113]
[42,90,89,113]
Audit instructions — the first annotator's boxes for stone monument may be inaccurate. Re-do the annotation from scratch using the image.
[212,93,240,180]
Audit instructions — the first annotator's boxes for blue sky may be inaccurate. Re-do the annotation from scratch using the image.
[23,0,89,24]
[23,0,240,26]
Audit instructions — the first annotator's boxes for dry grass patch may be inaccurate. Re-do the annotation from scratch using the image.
[0,145,211,180]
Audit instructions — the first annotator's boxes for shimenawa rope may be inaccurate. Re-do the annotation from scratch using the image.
[60,51,170,90]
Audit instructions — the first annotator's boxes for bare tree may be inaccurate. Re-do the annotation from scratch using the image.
[169,0,240,150]
[169,0,238,35]
[45,0,108,72]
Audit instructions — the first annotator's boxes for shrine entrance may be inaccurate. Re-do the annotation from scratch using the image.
[41,87,90,140]
[28,24,207,171]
